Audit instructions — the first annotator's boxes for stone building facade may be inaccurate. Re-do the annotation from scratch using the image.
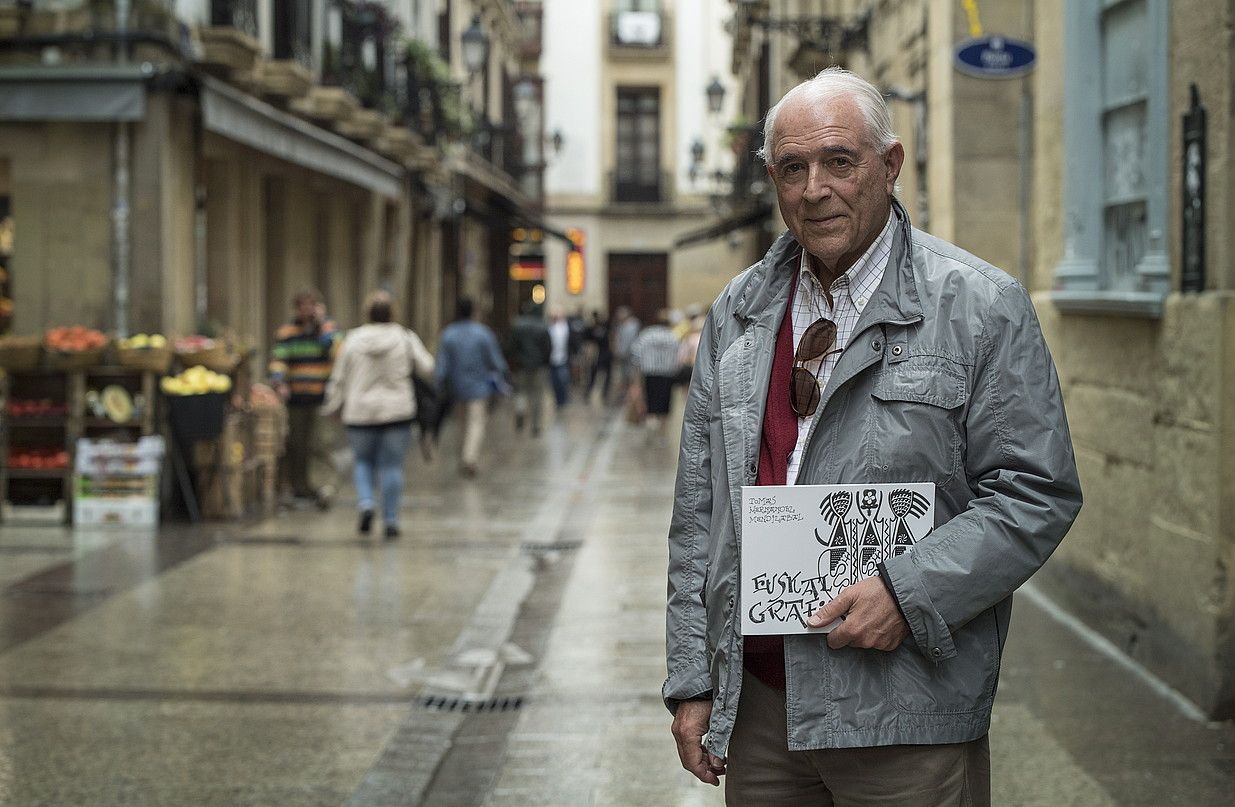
[0,0,544,354]
[541,0,741,323]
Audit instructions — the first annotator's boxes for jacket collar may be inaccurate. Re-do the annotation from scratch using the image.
[858,198,924,327]
[732,229,800,326]
[735,198,923,328]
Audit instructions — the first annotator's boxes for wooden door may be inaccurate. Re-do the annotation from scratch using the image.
[607,252,667,325]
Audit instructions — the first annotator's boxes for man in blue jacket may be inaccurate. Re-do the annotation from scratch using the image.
[435,298,509,478]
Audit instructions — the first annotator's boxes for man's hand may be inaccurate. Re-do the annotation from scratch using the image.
[671,699,726,786]
[807,576,910,652]
[276,383,291,402]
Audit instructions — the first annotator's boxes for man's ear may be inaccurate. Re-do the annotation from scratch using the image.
[884,142,906,195]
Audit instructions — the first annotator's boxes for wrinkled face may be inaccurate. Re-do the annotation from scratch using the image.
[766,95,904,277]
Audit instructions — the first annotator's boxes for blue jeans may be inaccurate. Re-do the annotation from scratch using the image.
[550,363,570,407]
[346,423,412,526]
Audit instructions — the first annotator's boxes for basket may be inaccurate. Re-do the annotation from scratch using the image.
[176,345,238,374]
[48,345,106,371]
[0,336,43,371]
[251,406,287,459]
[165,391,228,443]
[117,345,173,374]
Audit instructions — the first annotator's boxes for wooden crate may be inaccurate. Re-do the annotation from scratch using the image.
[200,466,244,520]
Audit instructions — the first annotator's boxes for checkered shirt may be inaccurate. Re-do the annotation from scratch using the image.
[786,211,897,485]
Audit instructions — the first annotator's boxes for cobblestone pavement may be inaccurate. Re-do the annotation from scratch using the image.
[0,399,1230,805]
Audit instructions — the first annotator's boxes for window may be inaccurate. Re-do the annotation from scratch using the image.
[272,0,312,67]
[1054,0,1169,316]
[614,87,662,203]
[612,0,665,48]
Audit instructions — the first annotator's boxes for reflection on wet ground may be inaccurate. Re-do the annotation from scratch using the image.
[0,401,1229,805]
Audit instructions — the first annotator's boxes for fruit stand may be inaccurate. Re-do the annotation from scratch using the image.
[0,362,160,524]
[0,330,285,524]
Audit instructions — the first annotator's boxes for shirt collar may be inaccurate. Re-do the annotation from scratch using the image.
[797,209,897,311]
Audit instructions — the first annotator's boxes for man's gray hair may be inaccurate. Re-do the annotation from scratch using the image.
[757,67,898,164]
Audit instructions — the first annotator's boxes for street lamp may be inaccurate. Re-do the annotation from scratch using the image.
[706,76,726,115]
[461,15,489,75]
[689,138,705,182]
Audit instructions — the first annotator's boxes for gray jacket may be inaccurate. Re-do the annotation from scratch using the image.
[664,202,1081,753]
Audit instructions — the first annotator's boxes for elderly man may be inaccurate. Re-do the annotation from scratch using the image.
[665,68,1081,805]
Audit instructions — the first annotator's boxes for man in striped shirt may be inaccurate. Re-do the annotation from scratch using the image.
[631,309,683,431]
[270,288,341,508]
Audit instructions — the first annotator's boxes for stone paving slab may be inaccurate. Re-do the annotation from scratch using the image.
[0,400,1231,805]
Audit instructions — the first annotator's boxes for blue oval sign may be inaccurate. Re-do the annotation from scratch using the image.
[954,36,1036,79]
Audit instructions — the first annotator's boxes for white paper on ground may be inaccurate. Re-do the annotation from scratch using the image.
[740,482,935,636]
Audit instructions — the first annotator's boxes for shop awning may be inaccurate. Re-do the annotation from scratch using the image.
[200,76,403,199]
[511,215,574,245]
[674,202,776,248]
[0,66,146,121]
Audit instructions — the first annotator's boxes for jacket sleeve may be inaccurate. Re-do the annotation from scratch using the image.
[320,339,351,417]
[663,311,720,712]
[487,331,510,375]
[406,330,436,381]
[880,281,1082,662]
[434,336,451,392]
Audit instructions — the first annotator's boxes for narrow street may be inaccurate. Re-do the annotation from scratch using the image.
[0,401,1230,806]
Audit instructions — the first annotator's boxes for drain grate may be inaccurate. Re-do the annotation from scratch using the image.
[520,540,582,554]
[6,585,113,599]
[416,694,525,713]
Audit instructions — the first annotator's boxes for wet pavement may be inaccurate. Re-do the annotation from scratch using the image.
[0,399,1231,805]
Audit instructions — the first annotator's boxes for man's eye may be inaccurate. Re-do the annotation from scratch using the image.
[781,163,805,176]
[830,158,853,170]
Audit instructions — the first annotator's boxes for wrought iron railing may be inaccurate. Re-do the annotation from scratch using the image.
[321,0,398,112]
[0,0,181,59]
[609,10,669,49]
[210,0,258,39]
[272,0,312,69]
[609,169,672,204]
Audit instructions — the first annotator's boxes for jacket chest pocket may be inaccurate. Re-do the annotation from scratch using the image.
[867,363,968,484]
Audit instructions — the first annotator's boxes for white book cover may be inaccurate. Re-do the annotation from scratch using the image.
[740,483,935,636]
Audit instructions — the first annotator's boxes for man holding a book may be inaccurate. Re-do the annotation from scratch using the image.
[664,68,1081,806]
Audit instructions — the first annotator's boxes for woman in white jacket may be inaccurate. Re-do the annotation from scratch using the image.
[322,291,435,539]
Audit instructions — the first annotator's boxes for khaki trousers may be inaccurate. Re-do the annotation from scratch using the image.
[725,673,991,807]
[460,399,488,468]
[285,405,337,498]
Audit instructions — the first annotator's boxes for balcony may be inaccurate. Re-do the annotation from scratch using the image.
[471,118,523,182]
[254,0,312,100]
[0,0,181,64]
[199,0,260,78]
[514,1,543,61]
[607,11,672,61]
[609,169,672,206]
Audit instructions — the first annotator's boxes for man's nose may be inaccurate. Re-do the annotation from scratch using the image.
[802,163,832,203]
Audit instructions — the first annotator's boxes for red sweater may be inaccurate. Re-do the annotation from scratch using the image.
[744,271,800,691]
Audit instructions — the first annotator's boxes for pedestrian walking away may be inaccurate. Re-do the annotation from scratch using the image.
[665,67,1082,806]
[269,288,342,510]
[506,301,552,436]
[675,308,705,388]
[435,298,510,479]
[611,305,641,404]
[547,305,572,408]
[630,309,681,433]
[322,291,435,540]
[585,309,613,403]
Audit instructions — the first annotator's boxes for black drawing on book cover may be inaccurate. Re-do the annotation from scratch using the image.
[815,487,931,589]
